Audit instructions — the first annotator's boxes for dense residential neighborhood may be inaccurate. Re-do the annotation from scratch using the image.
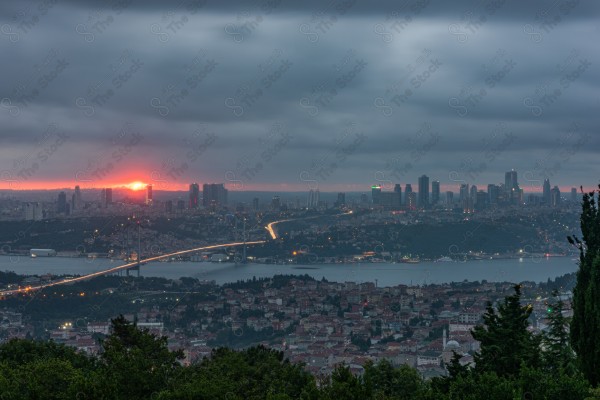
[0,272,571,377]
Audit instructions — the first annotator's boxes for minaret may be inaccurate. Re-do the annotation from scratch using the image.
[443,328,447,349]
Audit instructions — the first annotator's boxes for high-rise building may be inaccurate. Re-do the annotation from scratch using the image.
[404,184,413,206]
[469,185,478,205]
[25,202,43,221]
[371,185,382,205]
[551,186,561,207]
[505,169,520,204]
[101,188,113,208]
[418,175,429,208]
[177,200,186,212]
[145,184,153,206]
[459,184,469,202]
[431,181,440,205]
[203,183,228,207]
[165,200,173,213]
[571,187,577,203]
[487,184,500,205]
[459,184,470,211]
[475,190,488,211]
[57,191,67,214]
[379,190,402,209]
[336,192,346,208]
[394,184,402,207]
[543,179,551,205]
[308,189,320,209]
[271,195,281,211]
[360,193,369,207]
[406,192,417,210]
[189,183,200,209]
[505,170,518,191]
[71,185,82,211]
[446,191,454,205]
[252,197,259,211]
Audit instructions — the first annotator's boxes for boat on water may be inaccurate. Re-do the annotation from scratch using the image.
[435,256,454,262]
[400,257,420,264]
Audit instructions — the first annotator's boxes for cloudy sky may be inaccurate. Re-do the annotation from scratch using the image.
[0,0,598,193]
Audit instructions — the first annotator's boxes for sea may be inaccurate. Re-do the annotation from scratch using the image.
[0,255,579,287]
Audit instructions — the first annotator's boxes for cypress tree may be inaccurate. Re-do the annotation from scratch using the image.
[568,186,600,386]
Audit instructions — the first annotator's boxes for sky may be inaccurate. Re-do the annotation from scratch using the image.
[0,0,598,193]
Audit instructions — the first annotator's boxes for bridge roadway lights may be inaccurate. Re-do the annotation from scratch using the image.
[126,265,140,277]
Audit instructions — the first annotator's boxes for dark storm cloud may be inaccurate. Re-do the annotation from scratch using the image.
[0,0,599,190]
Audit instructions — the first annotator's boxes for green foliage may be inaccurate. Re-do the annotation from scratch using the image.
[447,371,518,400]
[543,290,577,374]
[518,365,589,400]
[319,365,368,400]
[471,284,541,377]
[98,314,185,399]
[160,346,318,400]
[569,186,600,386]
[363,359,431,400]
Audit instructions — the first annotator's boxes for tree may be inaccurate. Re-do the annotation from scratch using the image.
[162,346,318,400]
[471,285,541,377]
[363,359,430,399]
[569,186,600,386]
[431,351,469,395]
[320,365,367,400]
[99,315,184,399]
[543,289,576,374]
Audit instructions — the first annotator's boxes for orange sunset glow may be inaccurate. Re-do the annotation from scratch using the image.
[127,181,147,191]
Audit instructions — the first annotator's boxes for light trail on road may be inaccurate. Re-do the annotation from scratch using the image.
[0,240,266,297]
[265,211,354,240]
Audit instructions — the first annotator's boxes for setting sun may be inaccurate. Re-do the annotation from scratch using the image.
[128,181,146,191]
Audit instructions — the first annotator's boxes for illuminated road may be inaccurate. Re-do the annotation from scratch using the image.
[0,240,265,297]
[265,211,353,240]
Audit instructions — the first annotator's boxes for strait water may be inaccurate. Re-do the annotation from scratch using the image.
[0,255,578,286]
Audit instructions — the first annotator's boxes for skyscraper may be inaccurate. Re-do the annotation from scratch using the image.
[505,169,520,204]
[459,184,470,211]
[459,184,469,203]
[505,170,518,191]
[543,179,551,205]
[189,183,200,209]
[146,184,153,206]
[475,190,488,211]
[394,184,402,207]
[203,183,228,207]
[418,175,429,208]
[371,185,382,205]
[431,180,440,205]
[308,189,320,209]
[271,195,281,211]
[404,184,413,206]
[336,192,346,208]
[551,186,561,207]
[25,202,43,221]
[571,187,578,203]
[487,184,500,205]
[101,188,113,208]
[72,185,82,211]
[469,185,478,203]
[57,191,67,214]
[446,191,454,205]
[406,192,417,210]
